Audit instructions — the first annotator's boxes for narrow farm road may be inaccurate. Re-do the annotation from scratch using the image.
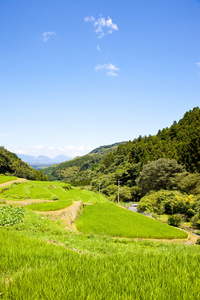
[127,203,138,212]
[0,178,28,188]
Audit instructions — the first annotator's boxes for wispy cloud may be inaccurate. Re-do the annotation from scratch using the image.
[15,149,26,154]
[58,145,93,157]
[42,32,56,42]
[197,62,200,68]
[10,144,94,159]
[84,15,118,38]
[95,63,120,77]
[33,145,44,149]
[97,45,100,51]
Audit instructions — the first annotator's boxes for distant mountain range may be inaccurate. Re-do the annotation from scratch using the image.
[16,154,72,169]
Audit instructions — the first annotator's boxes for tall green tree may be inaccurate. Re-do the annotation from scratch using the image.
[136,158,185,195]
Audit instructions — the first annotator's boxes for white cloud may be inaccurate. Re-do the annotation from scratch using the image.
[57,145,94,157]
[15,149,26,154]
[197,62,200,68]
[76,146,85,151]
[95,63,120,76]
[65,145,75,151]
[86,146,93,151]
[42,32,56,42]
[33,145,44,149]
[58,148,67,152]
[84,15,118,38]
[59,145,85,151]
[10,144,95,159]
[84,16,95,23]
[97,45,100,51]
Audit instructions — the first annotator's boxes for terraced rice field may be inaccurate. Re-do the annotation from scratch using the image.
[0,180,108,211]
[0,175,18,184]
[76,203,188,239]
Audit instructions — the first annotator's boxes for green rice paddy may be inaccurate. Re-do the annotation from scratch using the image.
[76,203,188,239]
[0,181,108,211]
[0,215,200,300]
[0,175,18,184]
[0,178,199,299]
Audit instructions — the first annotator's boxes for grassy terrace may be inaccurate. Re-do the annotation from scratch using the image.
[0,181,108,211]
[0,213,200,299]
[1,178,199,299]
[76,203,188,239]
[0,175,18,184]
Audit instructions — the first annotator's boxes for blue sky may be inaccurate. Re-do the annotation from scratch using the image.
[0,0,200,158]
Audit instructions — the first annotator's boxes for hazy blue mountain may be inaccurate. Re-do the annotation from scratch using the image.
[53,155,72,164]
[16,154,71,169]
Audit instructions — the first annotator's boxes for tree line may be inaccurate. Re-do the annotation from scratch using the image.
[0,147,48,181]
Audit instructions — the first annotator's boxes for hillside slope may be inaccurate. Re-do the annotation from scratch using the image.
[0,147,47,180]
[44,107,200,185]
[43,142,126,181]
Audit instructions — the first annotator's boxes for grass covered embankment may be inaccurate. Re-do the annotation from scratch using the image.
[0,214,200,300]
[0,175,18,184]
[76,203,188,239]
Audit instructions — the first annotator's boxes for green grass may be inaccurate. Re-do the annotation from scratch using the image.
[0,179,199,299]
[153,214,169,222]
[61,188,109,204]
[26,200,73,211]
[30,185,53,199]
[0,181,108,203]
[0,213,200,299]
[0,175,18,184]
[0,183,30,200]
[0,206,25,227]
[1,181,109,211]
[0,180,108,211]
[76,203,188,239]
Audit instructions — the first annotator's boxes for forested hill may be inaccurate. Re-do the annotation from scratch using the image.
[43,107,200,183]
[0,147,47,180]
[113,106,200,173]
[42,142,126,181]
[89,142,127,155]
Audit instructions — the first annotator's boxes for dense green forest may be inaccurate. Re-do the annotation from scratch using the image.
[43,107,200,203]
[42,142,126,181]
[0,147,48,181]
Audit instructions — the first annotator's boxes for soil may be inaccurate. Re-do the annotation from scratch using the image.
[36,201,83,231]
[0,178,28,188]
[4,199,53,206]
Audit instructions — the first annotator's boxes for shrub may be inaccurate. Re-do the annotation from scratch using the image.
[52,196,59,201]
[191,213,200,229]
[0,206,25,227]
[196,238,200,245]
[167,214,182,227]
[195,220,200,230]
[62,184,71,190]
[138,190,200,218]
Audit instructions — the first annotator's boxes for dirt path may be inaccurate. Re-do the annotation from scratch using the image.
[36,201,83,231]
[133,232,198,245]
[4,199,53,206]
[0,178,28,188]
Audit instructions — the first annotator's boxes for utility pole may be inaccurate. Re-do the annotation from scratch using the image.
[98,181,101,194]
[118,179,121,204]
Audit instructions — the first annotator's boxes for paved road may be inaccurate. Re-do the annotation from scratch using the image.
[127,203,138,212]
